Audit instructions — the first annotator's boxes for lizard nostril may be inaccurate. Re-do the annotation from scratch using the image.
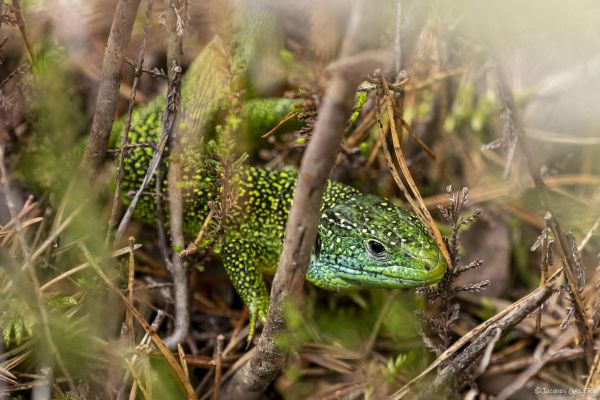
[424,263,431,271]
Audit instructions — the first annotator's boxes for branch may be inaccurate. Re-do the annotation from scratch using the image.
[162,0,189,350]
[223,1,387,397]
[11,0,34,62]
[107,0,154,240]
[432,284,555,389]
[83,0,141,172]
[390,269,563,399]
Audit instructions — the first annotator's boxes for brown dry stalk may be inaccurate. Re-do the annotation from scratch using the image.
[366,136,383,167]
[39,244,142,291]
[346,108,376,147]
[578,213,600,253]
[178,344,189,381]
[126,237,136,345]
[162,0,189,351]
[223,1,387,397]
[400,119,435,160]
[10,0,34,61]
[585,350,600,389]
[261,111,298,138]
[84,0,141,171]
[0,146,29,256]
[536,236,550,332]
[107,0,154,241]
[181,208,214,257]
[379,75,452,268]
[21,204,83,272]
[113,63,178,242]
[124,359,149,399]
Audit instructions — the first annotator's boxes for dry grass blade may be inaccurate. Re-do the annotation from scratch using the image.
[400,118,435,160]
[0,217,43,245]
[124,358,151,399]
[346,108,376,147]
[0,365,17,385]
[0,146,30,256]
[81,244,195,399]
[39,243,142,291]
[261,111,298,138]
[0,195,39,241]
[536,235,551,331]
[546,213,594,362]
[21,203,84,272]
[177,344,189,381]
[10,0,34,61]
[585,350,600,389]
[578,213,600,253]
[213,334,224,400]
[181,208,214,257]
[126,237,136,343]
[378,75,452,268]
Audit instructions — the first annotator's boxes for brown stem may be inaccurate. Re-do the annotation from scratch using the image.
[107,0,154,241]
[162,0,189,351]
[222,1,386,398]
[11,0,34,62]
[83,0,141,172]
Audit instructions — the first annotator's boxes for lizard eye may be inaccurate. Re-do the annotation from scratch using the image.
[366,240,386,257]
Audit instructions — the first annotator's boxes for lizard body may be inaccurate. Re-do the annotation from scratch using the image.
[115,0,446,339]
[117,98,447,339]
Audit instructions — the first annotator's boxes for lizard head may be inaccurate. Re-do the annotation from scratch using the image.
[307,195,447,290]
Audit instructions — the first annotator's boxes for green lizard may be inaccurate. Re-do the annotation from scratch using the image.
[113,1,447,340]
[115,100,447,340]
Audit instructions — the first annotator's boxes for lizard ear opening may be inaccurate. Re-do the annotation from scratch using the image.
[314,233,322,260]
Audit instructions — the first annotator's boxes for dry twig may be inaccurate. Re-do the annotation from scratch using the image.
[162,0,189,351]
[84,0,141,171]
[223,1,387,397]
[390,269,562,399]
[107,0,154,240]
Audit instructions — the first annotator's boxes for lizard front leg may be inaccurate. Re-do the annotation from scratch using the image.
[221,232,270,343]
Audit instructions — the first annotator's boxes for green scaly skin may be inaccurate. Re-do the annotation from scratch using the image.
[116,99,447,341]
[114,0,446,340]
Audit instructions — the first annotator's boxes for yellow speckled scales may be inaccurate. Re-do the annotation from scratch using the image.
[114,0,447,342]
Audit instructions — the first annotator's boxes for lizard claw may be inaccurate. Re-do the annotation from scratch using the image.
[247,301,268,346]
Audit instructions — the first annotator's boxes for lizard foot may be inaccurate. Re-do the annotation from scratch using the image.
[247,299,269,346]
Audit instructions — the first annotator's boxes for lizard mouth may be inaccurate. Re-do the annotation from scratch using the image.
[340,271,442,288]
[307,252,447,290]
[334,257,447,288]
